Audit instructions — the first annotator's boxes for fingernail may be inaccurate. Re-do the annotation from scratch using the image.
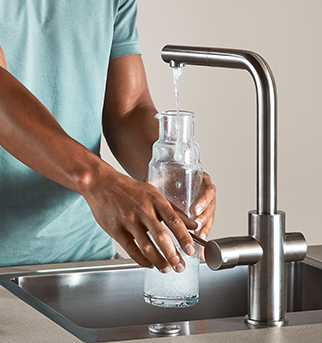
[174,262,185,273]
[185,243,196,256]
[195,204,204,216]
[160,266,171,274]
[200,232,207,240]
[195,219,202,230]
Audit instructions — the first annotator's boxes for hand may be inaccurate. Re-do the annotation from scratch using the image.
[84,165,198,273]
[192,172,217,259]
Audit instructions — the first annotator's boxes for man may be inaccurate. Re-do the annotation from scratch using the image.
[0,0,216,272]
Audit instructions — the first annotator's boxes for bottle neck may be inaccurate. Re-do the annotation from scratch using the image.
[157,111,195,143]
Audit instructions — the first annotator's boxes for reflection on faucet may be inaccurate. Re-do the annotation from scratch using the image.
[162,45,307,327]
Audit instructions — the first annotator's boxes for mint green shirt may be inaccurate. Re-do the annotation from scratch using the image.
[0,0,140,266]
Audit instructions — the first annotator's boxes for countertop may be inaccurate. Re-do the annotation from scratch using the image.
[0,245,322,343]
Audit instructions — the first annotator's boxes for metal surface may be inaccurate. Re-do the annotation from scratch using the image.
[162,45,277,215]
[191,231,307,271]
[1,258,322,342]
[248,210,286,324]
[190,232,263,270]
[204,236,263,270]
[161,45,307,326]
[284,232,307,262]
[148,323,181,335]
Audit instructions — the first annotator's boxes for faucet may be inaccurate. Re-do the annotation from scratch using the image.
[161,45,307,327]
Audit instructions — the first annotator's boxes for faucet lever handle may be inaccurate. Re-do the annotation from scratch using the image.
[190,232,263,271]
[189,231,207,247]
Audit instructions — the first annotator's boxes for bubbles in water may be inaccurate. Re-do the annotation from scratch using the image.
[144,250,199,299]
[175,182,182,188]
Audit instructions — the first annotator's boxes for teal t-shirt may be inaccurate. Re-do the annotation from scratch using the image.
[0,0,141,266]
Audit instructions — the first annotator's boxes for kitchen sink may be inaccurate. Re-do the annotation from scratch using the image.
[1,257,322,342]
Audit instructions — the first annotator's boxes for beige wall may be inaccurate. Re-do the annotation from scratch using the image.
[102,0,322,256]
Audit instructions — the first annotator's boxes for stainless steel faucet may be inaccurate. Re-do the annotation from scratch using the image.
[161,45,307,327]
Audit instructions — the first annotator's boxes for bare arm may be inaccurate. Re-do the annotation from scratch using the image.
[0,52,197,272]
[0,65,99,194]
[103,54,158,181]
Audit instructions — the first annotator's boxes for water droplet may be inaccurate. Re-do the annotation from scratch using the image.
[175,182,182,188]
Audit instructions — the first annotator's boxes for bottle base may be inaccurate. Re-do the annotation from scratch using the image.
[144,293,199,308]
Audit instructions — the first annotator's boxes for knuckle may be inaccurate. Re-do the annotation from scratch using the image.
[146,186,161,201]
[138,202,151,217]
[167,252,181,266]
[140,241,154,256]
[118,205,135,222]
[126,211,136,223]
[207,183,216,192]
[206,184,217,198]
[167,215,182,229]
[154,229,171,245]
[178,235,191,248]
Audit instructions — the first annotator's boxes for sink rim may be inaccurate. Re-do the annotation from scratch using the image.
[1,257,322,342]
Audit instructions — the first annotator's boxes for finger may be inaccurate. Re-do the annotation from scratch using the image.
[120,215,174,273]
[171,203,198,231]
[116,230,154,268]
[133,228,177,274]
[195,200,215,261]
[194,173,216,217]
[195,201,216,237]
[155,201,196,257]
[146,218,187,273]
[199,245,206,261]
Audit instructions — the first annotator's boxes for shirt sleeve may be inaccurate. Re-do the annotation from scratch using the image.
[110,0,141,59]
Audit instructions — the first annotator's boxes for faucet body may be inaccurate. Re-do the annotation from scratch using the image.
[162,45,307,326]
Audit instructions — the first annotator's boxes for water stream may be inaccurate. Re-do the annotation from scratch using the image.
[173,67,183,161]
[173,67,182,115]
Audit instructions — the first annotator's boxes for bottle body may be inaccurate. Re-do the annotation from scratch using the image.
[143,110,203,308]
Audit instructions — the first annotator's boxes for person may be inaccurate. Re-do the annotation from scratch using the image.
[0,0,216,272]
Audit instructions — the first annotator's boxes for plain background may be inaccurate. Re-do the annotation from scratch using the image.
[101,0,322,257]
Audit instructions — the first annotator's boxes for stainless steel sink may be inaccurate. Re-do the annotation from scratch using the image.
[1,257,322,342]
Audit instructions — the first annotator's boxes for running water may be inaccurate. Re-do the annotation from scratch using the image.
[173,67,183,114]
[173,67,183,161]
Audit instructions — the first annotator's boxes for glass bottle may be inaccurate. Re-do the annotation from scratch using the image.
[143,110,203,308]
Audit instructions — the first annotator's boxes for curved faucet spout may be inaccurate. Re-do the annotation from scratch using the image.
[161,45,307,326]
[162,45,277,215]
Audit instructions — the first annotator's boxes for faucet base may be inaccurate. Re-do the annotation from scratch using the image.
[244,315,288,327]
[248,211,286,323]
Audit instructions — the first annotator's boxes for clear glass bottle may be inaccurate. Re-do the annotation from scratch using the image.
[143,110,203,308]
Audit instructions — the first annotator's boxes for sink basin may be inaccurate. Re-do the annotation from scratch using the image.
[1,257,322,342]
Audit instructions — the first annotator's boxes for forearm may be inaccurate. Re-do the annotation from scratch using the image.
[103,102,158,181]
[102,54,158,181]
[0,66,108,195]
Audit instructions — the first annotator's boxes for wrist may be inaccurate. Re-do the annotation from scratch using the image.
[74,152,118,200]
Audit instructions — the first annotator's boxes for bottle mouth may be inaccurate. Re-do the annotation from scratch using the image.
[156,110,195,118]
